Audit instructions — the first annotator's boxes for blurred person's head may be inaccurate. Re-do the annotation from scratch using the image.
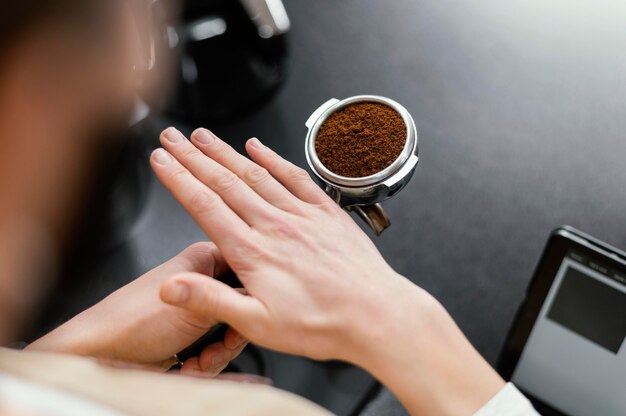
[0,0,141,343]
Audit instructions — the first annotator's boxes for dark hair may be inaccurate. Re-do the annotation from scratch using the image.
[0,1,113,61]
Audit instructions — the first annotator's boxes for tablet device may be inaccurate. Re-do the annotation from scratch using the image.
[498,226,626,416]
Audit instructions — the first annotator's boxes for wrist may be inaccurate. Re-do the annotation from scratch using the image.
[344,274,433,366]
[26,306,108,357]
[347,276,505,415]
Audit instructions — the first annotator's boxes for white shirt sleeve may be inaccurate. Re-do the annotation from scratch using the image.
[474,382,540,416]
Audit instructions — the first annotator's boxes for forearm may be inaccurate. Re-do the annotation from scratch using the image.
[351,279,505,415]
[26,307,103,356]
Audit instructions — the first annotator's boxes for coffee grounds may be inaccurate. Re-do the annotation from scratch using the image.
[314,102,406,178]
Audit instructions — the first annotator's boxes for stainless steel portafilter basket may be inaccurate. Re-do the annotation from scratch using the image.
[304,95,419,235]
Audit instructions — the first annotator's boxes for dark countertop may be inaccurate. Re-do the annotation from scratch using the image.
[213,0,626,362]
[40,0,626,414]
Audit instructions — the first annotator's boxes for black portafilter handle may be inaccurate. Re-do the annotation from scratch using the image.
[175,271,242,364]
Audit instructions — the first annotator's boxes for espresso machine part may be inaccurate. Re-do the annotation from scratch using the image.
[239,0,290,38]
[165,0,290,121]
[305,95,420,235]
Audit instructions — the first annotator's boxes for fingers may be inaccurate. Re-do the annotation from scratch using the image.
[197,332,247,372]
[207,242,229,276]
[160,272,265,331]
[189,128,303,213]
[180,333,247,377]
[176,242,230,277]
[180,328,248,377]
[150,147,250,250]
[245,138,331,205]
[180,356,202,375]
[223,327,247,350]
[159,128,281,225]
[180,356,226,378]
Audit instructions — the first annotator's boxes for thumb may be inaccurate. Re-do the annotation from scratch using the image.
[160,272,262,329]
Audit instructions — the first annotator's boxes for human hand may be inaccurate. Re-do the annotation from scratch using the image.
[27,243,247,376]
[150,127,506,415]
[150,127,410,364]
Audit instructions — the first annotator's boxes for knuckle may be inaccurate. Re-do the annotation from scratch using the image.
[241,238,265,258]
[300,314,332,334]
[213,171,239,192]
[289,166,311,181]
[188,278,225,315]
[228,237,265,269]
[319,199,343,215]
[242,164,270,185]
[269,218,301,239]
[187,241,211,252]
[203,286,223,311]
[181,146,199,160]
[189,190,219,215]
[179,242,214,267]
[209,138,227,152]
[264,150,282,165]
[169,168,190,183]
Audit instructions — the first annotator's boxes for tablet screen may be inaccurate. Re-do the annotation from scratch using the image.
[511,250,626,415]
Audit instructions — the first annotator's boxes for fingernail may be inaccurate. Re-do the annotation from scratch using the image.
[166,281,189,303]
[233,335,247,349]
[163,127,183,143]
[248,137,265,150]
[194,128,215,145]
[152,149,172,165]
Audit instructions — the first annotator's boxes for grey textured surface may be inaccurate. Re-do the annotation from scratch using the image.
[42,1,626,415]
